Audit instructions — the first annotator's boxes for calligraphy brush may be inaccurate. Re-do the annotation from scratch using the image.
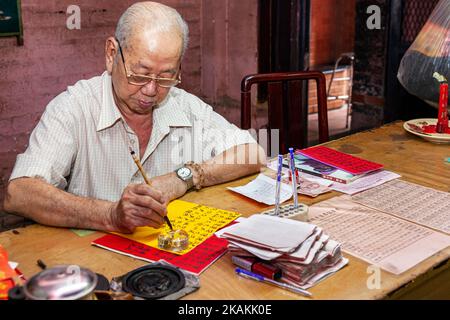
[129,149,173,231]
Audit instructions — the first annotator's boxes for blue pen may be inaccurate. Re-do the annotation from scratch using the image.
[289,148,299,208]
[235,267,312,297]
[274,155,283,216]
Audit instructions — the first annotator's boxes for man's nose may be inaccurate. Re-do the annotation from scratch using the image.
[140,79,158,96]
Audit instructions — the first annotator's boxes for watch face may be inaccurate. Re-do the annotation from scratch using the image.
[177,167,191,179]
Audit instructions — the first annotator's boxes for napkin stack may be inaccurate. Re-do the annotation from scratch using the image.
[217,214,348,289]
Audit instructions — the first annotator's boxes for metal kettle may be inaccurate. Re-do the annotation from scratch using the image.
[22,265,98,300]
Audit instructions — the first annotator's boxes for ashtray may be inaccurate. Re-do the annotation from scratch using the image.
[157,229,189,252]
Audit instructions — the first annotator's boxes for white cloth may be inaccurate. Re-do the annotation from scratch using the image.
[10,71,256,201]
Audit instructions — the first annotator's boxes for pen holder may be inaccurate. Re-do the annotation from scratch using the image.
[260,203,309,222]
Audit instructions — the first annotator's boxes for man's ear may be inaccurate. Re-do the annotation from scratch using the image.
[105,37,118,74]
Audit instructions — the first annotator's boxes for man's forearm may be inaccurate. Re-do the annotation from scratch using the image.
[149,144,265,202]
[3,178,116,232]
[197,143,266,187]
[2,143,266,230]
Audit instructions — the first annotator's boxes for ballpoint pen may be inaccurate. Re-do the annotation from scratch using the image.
[235,268,312,297]
[274,155,283,216]
[129,149,173,230]
[288,148,299,208]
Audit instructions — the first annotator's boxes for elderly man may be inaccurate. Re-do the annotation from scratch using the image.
[4,2,264,233]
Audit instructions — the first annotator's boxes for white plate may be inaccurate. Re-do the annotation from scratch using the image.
[403,118,450,144]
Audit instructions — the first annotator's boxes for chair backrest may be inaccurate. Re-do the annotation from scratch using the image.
[241,71,329,154]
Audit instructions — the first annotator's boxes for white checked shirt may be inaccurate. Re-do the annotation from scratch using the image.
[10,71,256,201]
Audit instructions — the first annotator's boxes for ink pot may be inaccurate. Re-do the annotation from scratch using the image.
[157,229,189,252]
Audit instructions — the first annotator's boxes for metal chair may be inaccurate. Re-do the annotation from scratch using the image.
[241,71,329,154]
[327,52,355,129]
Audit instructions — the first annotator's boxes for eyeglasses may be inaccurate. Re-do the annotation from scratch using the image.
[116,39,181,88]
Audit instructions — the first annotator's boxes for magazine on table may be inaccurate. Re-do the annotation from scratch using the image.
[282,154,367,184]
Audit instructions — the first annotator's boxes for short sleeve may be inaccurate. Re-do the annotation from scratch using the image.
[187,98,257,161]
[9,94,78,189]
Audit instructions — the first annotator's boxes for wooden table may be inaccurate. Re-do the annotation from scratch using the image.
[1,121,450,299]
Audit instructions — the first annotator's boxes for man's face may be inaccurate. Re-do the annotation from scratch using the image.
[108,30,182,115]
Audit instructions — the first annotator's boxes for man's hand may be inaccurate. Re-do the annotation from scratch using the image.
[149,172,189,202]
[110,184,168,233]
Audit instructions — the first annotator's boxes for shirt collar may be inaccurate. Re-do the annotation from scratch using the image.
[152,88,192,132]
[97,73,191,132]
[97,71,122,132]
[141,89,192,162]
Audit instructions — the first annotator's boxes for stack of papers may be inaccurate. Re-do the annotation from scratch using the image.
[92,233,229,276]
[286,153,365,184]
[266,149,401,196]
[110,200,240,255]
[293,146,400,194]
[216,215,348,289]
[331,170,400,195]
[309,194,450,274]
[298,146,384,175]
[92,200,240,275]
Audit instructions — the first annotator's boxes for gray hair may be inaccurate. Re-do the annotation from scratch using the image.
[115,1,189,58]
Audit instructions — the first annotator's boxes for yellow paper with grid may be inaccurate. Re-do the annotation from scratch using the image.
[113,200,240,255]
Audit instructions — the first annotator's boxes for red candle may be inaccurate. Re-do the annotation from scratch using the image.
[436,82,449,133]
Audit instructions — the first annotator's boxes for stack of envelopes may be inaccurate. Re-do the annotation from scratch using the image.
[217,214,348,289]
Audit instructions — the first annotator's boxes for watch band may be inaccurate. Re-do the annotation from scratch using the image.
[184,174,194,190]
[185,162,204,190]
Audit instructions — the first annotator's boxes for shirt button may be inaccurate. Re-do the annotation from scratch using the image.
[130,139,136,144]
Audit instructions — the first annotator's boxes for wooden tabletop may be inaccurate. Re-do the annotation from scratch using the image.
[1,121,450,299]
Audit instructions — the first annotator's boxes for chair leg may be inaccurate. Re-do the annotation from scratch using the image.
[345,103,351,129]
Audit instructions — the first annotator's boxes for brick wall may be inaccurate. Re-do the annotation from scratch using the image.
[308,67,353,113]
[310,0,389,132]
[351,0,387,131]
[310,0,356,66]
[0,0,257,231]
[309,0,355,120]
[200,0,258,125]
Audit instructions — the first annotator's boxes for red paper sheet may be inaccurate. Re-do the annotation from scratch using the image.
[92,234,228,275]
[298,146,383,175]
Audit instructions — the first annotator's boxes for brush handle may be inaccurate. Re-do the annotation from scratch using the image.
[130,151,173,231]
